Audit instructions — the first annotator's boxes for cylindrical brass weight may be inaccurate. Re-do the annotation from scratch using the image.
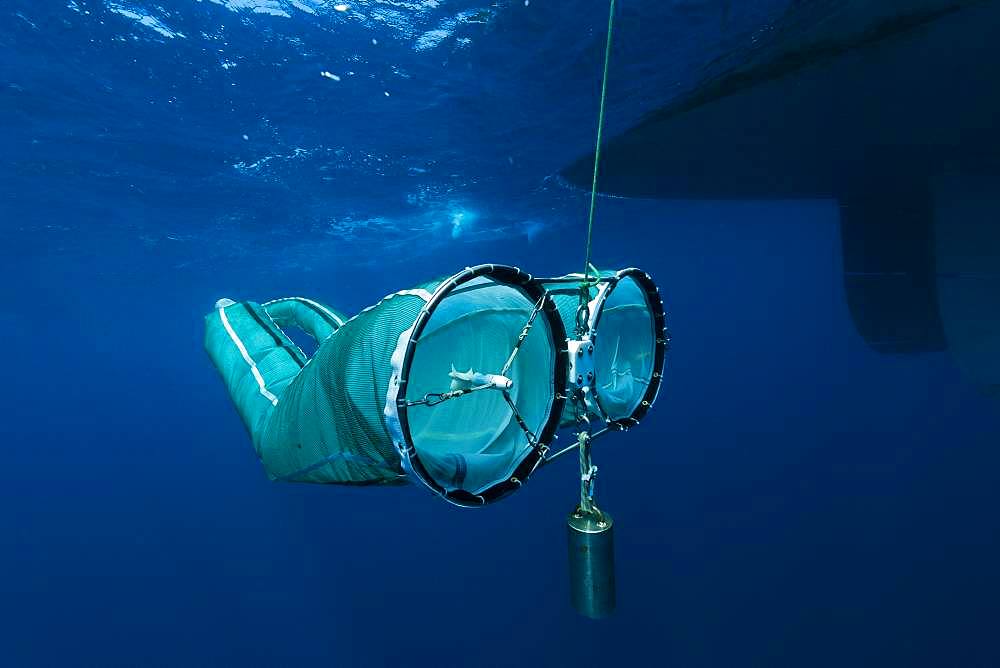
[567,509,615,619]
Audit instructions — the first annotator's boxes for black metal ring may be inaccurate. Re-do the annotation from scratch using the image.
[589,268,668,429]
[396,264,569,506]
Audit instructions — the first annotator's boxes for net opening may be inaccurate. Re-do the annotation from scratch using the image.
[394,265,568,506]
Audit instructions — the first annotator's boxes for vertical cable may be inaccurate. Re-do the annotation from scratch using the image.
[582,0,617,287]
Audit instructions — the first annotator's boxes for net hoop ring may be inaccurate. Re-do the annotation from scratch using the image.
[385,264,568,507]
[587,267,668,430]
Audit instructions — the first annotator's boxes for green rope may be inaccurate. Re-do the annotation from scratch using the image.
[582,0,617,286]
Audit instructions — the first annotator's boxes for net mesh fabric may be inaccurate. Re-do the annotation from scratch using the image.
[259,292,427,484]
[204,302,306,437]
[544,271,658,424]
[205,270,561,492]
[406,276,556,494]
[593,276,656,419]
[205,265,564,495]
[264,298,346,344]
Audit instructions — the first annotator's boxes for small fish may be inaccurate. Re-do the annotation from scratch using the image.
[449,365,512,391]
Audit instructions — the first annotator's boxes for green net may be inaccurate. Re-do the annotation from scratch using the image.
[261,290,425,484]
[204,266,566,503]
[402,275,556,494]
[541,268,667,428]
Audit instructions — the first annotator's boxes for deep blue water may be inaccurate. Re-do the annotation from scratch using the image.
[2,1,999,666]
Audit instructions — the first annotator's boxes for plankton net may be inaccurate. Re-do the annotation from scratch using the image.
[542,268,668,430]
[204,264,567,506]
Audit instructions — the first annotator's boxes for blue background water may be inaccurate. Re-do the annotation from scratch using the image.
[2,1,999,666]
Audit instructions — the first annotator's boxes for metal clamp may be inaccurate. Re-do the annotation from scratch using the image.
[567,336,596,391]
